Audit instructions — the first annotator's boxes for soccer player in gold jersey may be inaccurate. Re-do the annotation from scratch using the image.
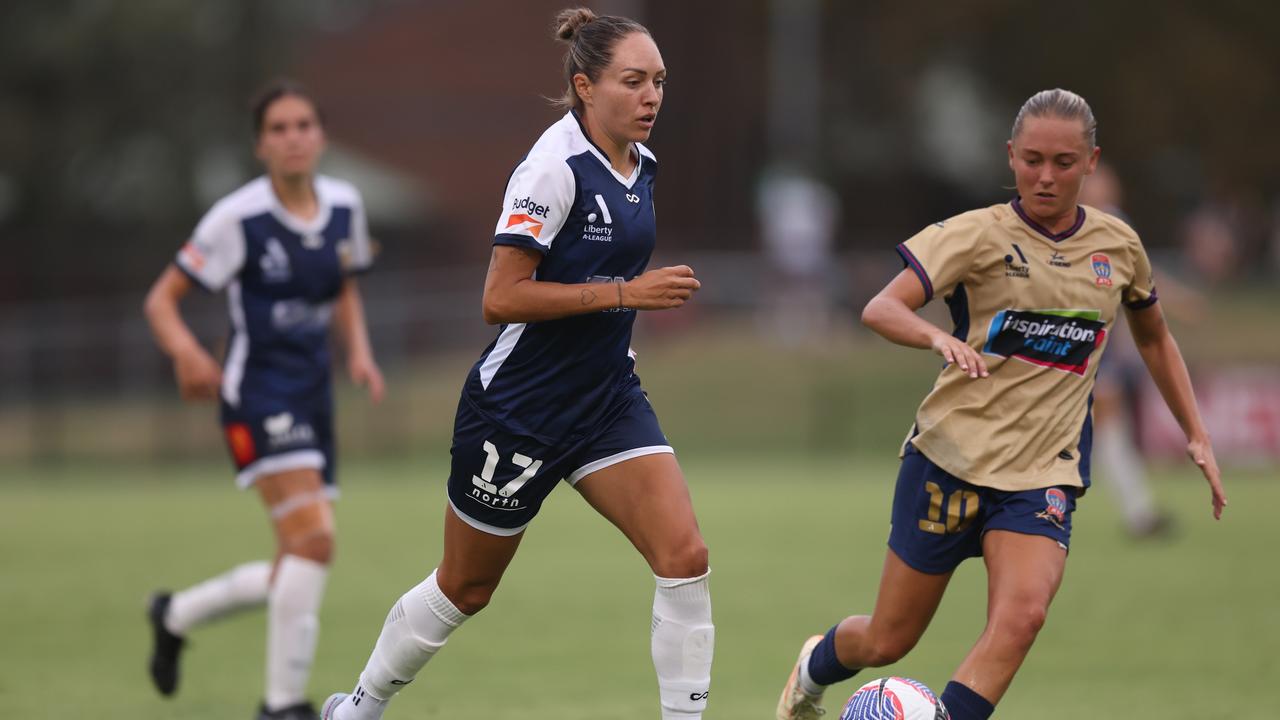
[777,89,1227,720]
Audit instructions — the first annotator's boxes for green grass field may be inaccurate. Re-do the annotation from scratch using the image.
[3,453,1275,719]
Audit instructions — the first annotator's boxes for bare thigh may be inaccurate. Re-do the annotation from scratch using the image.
[573,452,708,579]
[435,505,525,615]
[981,529,1065,629]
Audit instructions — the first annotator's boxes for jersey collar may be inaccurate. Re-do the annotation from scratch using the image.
[1011,197,1085,242]
[569,110,643,189]
[265,176,333,237]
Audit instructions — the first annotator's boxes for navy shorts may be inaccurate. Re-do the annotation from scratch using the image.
[446,386,672,536]
[888,442,1078,574]
[220,398,335,492]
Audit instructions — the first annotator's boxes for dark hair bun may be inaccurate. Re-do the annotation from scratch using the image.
[554,7,597,41]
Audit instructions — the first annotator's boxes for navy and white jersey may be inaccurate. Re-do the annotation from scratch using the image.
[462,111,659,444]
[175,175,373,408]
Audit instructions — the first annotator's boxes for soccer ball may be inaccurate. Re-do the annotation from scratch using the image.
[840,677,950,720]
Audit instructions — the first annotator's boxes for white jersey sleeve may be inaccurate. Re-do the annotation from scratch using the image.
[176,199,246,292]
[346,193,374,273]
[492,155,575,252]
[322,177,374,274]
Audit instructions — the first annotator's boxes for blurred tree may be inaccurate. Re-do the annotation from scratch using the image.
[3,0,1277,302]
[821,0,1280,253]
[0,0,389,302]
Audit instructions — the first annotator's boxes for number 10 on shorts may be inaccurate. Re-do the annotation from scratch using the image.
[472,440,543,499]
[918,481,979,534]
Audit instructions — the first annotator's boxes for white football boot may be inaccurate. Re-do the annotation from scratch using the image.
[776,634,827,719]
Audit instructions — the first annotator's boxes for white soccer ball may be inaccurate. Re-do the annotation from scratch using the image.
[839,677,950,720]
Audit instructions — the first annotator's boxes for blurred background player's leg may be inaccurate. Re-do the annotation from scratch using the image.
[148,560,272,696]
[257,469,335,720]
[1093,364,1172,539]
[1095,405,1165,536]
[163,561,273,633]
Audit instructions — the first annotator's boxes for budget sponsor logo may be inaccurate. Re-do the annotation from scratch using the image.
[983,308,1105,376]
[504,213,544,239]
[511,195,551,217]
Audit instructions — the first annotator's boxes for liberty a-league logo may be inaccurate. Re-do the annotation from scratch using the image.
[470,440,543,510]
[260,238,292,282]
[585,194,615,243]
[1004,243,1030,278]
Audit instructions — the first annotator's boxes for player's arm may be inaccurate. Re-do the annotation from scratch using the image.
[480,245,700,325]
[334,277,384,404]
[142,265,223,401]
[1127,301,1226,518]
[861,269,988,379]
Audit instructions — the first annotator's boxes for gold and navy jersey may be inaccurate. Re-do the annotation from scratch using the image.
[896,198,1157,492]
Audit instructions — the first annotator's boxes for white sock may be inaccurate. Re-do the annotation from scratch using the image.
[798,655,824,696]
[165,560,271,635]
[1097,424,1158,530]
[652,571,714,719]
[335,569,468,720]
[265,555,329,711]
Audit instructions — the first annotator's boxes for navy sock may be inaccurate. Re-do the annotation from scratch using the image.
[940,681,994,720]
[806,625,860,687]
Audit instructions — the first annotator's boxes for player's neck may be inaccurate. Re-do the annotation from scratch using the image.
[581,112,636,176]
[1023,202,1079,235]
[270,174,319,221]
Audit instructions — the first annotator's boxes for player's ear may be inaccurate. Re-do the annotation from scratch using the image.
[1086,146,1101,174]
[573,72,593,107]
[1006,139,1015,171]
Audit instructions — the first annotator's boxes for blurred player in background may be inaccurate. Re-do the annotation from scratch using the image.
[322,8,712,720]
[777,89,1227,720]
[143,81,384,720]
[1080,162,1206,539]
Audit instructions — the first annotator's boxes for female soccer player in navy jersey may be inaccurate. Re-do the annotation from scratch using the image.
[777,89,1228,720]
[143,82,384,720]
[321,8,712,720]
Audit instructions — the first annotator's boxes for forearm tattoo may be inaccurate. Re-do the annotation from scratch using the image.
[580,288,598,306]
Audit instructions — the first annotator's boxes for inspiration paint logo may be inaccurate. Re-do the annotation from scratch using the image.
[983,308,1106,376]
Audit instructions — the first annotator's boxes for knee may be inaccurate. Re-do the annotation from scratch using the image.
[864,632,917,668]
[281,529,335,566]
[437,575,499,616]
[652,537,709,580]
[992,602,1048,650]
